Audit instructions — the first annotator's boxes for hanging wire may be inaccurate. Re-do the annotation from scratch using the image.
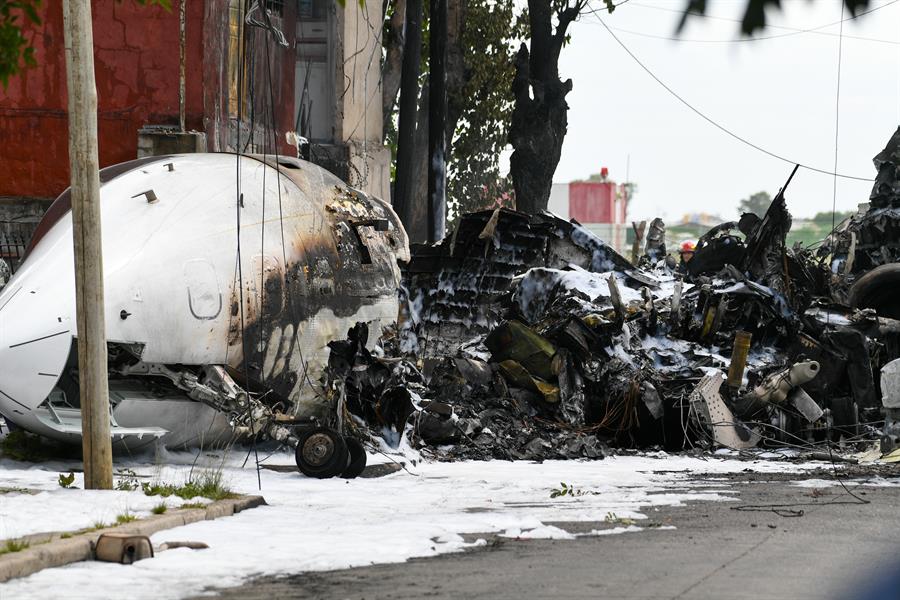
[592,15,874,182]
[261,9,327,401]
[233,0,262,490]
[832,3,846,237]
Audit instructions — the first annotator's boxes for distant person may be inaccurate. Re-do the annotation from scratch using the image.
[678,240,696,270]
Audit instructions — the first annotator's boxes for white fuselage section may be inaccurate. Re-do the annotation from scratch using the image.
[0,153,408,447]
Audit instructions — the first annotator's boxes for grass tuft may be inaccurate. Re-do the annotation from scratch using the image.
[1,430,57,462]
[151,503,167,515]
[0,539,29,555]
[115,512,138,525]
[142,469,235,502]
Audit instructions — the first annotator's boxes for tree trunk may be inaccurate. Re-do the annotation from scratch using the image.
[508,0,579,215]
[508,42,571,215]
[393,0,423,235]
[445,0,467,153]
[428,0,448,242]
[407,81,430,242]
[382,0,406,140]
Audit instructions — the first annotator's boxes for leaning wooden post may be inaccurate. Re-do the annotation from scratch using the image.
[63,0,113,490]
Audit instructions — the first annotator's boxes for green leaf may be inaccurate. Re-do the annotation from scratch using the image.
[58,471,75,489]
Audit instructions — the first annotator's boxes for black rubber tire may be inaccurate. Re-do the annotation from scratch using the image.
[295,427,349,479]
[341,437,367,479]
[848,263,900,319]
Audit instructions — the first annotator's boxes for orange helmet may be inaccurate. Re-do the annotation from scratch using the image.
[680,240,697,253]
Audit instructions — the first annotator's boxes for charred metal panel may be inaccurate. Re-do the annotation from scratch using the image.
[402,209,631,357]
[0,153,408,444]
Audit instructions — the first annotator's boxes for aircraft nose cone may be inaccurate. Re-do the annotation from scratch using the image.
[0,260,75,418]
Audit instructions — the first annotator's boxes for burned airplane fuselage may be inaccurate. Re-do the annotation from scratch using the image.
[0,153,408,448]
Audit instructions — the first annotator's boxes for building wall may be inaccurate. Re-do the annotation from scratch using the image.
[202,0,296,156]
[0,1,206,201]
[548,183,569,220]
[1,0,388,215]
[568,181,625,224]
[552,181,628,253]
[333,0,388,200]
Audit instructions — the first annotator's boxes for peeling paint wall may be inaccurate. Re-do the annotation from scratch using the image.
[0,0,206,200]
[1,0,386,218]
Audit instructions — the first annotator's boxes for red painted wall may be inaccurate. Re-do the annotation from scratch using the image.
[0,1,205,199]
[568,181,625,224]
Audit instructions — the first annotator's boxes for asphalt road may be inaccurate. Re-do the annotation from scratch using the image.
[204,469,900,600]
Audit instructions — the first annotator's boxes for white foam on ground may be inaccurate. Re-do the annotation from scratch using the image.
[1,452,820,599]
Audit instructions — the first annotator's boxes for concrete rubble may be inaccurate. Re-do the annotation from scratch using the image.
[326,126,900,462]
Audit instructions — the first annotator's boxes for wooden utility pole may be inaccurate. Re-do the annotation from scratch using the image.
[392,0,423,236]
[62,0,113,490]
[427,0,447,243]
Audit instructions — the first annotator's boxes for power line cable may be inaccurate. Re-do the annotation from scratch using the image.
[593,16,875,182]
[832,3,846,235]
[582,0,632,16]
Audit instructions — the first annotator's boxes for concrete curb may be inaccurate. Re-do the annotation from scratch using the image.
[0,494,266,583]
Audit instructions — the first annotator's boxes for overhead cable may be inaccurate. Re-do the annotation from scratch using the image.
[593,16,875,182]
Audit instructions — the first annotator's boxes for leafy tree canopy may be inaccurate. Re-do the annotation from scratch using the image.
[738,190,771,217]
[446,0,523,221]
[811,210,854,224]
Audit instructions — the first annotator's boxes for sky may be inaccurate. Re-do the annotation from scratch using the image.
[549,0,900,221]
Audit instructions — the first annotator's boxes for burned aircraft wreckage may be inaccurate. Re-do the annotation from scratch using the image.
[0,153,409,478]
[4,129,900,478]
[328,126,900,464]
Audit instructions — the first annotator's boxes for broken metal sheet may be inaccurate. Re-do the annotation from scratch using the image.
[401,209,632,358]
[788,388,824,424]
[485,320,557,381]
[689,372,760,449]
[344,133,900,459]
[870,126,900,210]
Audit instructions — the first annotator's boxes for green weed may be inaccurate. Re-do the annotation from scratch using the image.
[142,469,235,502]
[550,482,584,498]
[114,468,140,491]
[1,430,48,461]
[0,539,29,555]
[115,512,137,525]
[58,471,75,489]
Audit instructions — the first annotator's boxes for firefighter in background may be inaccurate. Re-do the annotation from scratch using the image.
[678,240,696,272]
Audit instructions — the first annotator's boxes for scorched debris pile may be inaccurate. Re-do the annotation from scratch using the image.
[329,127,900,460]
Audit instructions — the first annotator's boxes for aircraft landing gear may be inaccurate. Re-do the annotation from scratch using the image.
[295,427,349,479]
[293,426,368,479]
